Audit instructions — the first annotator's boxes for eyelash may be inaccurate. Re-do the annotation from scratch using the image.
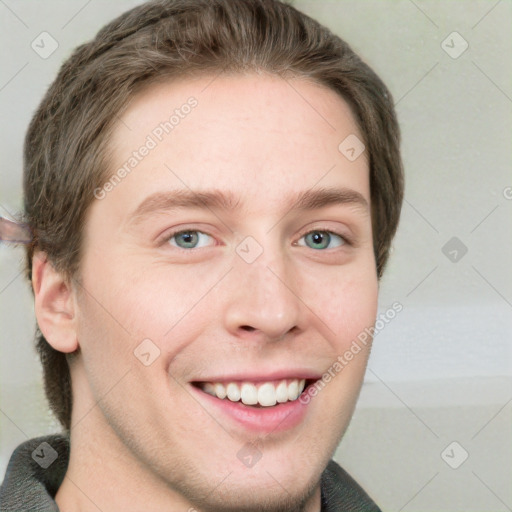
[160,227,353,251]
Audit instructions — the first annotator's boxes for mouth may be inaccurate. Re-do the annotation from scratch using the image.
[188,375,319,433]
[192,378,313,407]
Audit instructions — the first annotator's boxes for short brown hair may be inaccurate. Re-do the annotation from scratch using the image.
[23,0,404,430]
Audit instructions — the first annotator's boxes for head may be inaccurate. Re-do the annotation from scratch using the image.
[25,0,403,509]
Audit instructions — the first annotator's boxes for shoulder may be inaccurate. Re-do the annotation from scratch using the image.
[0,434,69,511]
[321,459,382,512]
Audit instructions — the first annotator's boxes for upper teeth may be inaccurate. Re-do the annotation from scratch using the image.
[200,379,306,407]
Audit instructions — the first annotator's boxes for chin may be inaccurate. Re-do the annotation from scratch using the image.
[173,442,326,512]
[188,472,320,512]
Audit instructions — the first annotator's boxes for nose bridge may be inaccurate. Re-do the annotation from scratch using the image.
[223,241,302,341]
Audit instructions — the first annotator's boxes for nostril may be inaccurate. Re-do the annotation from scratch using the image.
[241,325,256,332]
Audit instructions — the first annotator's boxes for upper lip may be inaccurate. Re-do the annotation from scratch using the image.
[191,369,322,383]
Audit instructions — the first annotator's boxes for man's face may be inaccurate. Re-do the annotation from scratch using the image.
[74,73,378,510]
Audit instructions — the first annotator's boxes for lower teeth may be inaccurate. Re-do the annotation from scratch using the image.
[225,396,289,407]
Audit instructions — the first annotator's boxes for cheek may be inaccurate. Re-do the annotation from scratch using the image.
[81,247,213,333]
[76,255,227,384]
[113,263,230,352]
[74,283,134,399]
[297,259,379,350]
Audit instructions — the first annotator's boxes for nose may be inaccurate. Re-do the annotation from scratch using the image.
[222,251,303,343]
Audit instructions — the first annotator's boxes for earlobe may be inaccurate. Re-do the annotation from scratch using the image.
[32,251,79,354]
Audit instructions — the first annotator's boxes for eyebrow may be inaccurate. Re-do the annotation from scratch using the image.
[128,186,369,225]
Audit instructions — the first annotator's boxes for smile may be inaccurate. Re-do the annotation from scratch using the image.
[187,373,320,433]
[196,378,308,407]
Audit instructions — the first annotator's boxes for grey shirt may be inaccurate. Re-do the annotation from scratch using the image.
[0,435,381,511]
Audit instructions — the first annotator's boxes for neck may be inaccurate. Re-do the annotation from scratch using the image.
[55,422,322,512]
[55,410,194,512]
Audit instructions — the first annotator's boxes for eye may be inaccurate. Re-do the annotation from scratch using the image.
[167,230,214,250]
[297,230,346,250]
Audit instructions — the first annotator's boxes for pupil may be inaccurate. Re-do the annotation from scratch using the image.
[179,231,197,247]
[308,231,329,249]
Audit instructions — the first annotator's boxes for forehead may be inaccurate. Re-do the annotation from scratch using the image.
[102,73,370,219]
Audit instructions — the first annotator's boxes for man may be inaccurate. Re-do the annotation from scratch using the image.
[0,0,403,510]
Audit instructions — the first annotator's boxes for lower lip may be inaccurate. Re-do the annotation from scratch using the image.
[189,385,310,434]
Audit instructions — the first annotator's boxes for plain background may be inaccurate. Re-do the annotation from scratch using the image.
[1,1,511,510]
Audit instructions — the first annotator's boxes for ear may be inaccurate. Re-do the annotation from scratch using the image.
[32,251,79,353]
